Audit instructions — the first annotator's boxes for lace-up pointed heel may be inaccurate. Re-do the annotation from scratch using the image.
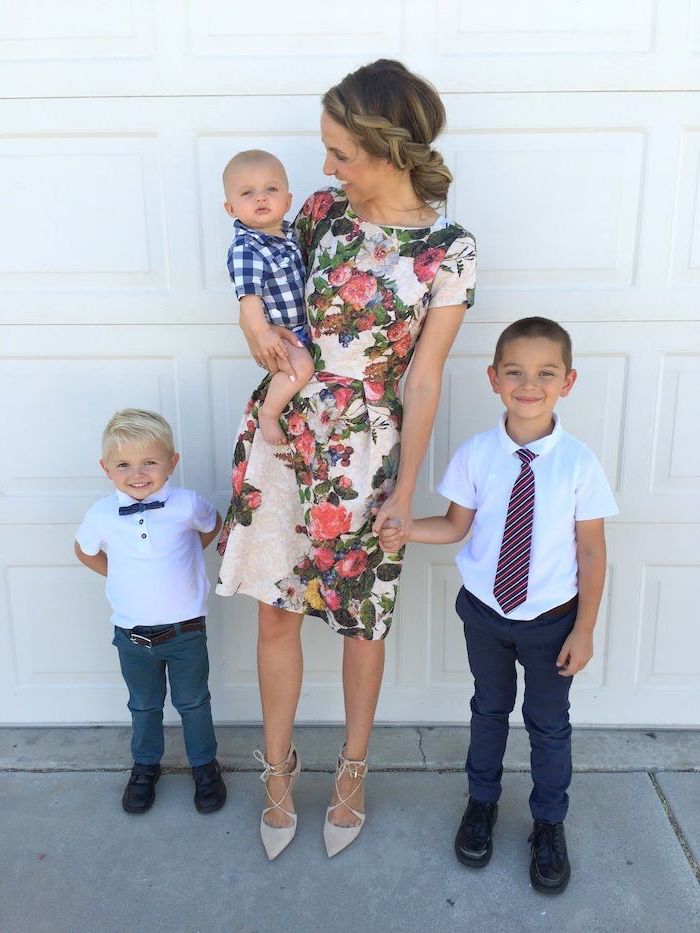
[253,743,300,861]
[323,748,368,858]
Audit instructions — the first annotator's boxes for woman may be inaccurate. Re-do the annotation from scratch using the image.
[216,59,476,859]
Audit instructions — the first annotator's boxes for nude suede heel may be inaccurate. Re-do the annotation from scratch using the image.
[323,748,368,858]
[253,744,300,861]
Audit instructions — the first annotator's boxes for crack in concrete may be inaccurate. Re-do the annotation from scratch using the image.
[416,727,427,768]
[648,771,700,884]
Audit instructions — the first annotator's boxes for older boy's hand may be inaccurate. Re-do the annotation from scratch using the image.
[556,626,594,677]
[378,523,403,553]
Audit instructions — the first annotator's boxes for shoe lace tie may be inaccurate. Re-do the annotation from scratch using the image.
[529,823,565,870]
[253,746,298,821]
[328,749,368,824]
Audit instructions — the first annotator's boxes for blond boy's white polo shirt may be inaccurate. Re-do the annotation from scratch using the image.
[437,414,618,620]
[75,481,217,629]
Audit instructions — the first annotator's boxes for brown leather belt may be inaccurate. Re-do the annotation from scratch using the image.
[533,596,578,621]
[120,617,205,648]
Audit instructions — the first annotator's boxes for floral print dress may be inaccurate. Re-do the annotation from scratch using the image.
[216,188,476,640]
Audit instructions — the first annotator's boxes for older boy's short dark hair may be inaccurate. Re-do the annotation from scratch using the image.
[493,317,572,372]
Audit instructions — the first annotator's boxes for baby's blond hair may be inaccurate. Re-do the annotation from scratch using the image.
[222,149,288,196]
[102,409,175,458]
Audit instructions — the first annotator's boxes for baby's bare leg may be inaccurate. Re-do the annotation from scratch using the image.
[259,343,314,445]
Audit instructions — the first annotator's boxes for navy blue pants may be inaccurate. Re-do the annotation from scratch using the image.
[456,587,577,823]
[113,621,217,768]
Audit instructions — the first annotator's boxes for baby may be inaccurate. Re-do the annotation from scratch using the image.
[223,149,314,445]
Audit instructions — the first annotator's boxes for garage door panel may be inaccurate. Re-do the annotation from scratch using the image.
[3,1,698,95]
[0,136,167,292]
[2,95,699,324]
[1,3,698,726]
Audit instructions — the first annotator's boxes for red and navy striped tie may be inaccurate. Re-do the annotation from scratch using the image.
[493,448,538,614]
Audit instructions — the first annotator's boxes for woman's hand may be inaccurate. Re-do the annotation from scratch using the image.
[372,491,414,552]
[241,315,302,379]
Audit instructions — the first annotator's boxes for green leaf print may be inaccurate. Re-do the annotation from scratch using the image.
[427,227,459,249]
[331,217,356,236]
[376,563,402,582]
[382,443,401,480]
[360,599,376,635]
[234,440,246,465]
[398,241,427,258]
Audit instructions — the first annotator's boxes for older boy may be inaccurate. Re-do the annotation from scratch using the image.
[381,318,617,894]
[223,149,314,445]
[75,409,226,815]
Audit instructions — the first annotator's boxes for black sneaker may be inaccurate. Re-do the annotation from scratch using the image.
[454,797,498,867]
[529,820,571,894]
[192,759,227,813]
[122,763,161,814]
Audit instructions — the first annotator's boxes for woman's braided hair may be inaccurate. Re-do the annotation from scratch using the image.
[322,59,452,206]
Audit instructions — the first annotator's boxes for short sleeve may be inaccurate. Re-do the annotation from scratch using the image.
[428,232,477,310]
[436,440,478,510]
[227,240,268,298]
[75,505,104,556]
[574,450,619,521]
[190,493,218,533]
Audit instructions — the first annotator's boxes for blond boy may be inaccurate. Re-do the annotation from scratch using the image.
[75,409,226,814]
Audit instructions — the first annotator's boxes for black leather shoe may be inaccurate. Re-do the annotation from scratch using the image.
[529,820,571,894]
[454,797,498,867]
[192,759,227,813]
[122,763,161,814]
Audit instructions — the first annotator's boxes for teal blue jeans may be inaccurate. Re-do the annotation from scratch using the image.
[113,621,217,767]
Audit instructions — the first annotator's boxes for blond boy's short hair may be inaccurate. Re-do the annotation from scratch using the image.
[102,409,175,458]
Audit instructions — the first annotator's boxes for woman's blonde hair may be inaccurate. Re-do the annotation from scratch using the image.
[102,408,175,458]
[322,59,452,206]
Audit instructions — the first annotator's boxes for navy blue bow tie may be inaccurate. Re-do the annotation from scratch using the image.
[118,500,165,516]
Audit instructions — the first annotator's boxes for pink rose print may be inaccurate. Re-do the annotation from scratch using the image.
[320,584,342,611]
[339,476,352,489]
[357,313,376,332]
[287,412,306,436]
[313,547,336,571]
[414,247,446,283]
[392,334,412,358]
[294,429,316,466]
[333,387,355,410]
[335,549,368,579]
[246,490,262,510]
[387,320,410,343]
[311,190,335,222]
[310,501,352,540]
[364,380,385,404]
[328,263,352,287]
[338,272,377,310]
[232,461,246,496]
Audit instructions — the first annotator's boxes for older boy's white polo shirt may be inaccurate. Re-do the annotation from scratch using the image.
[75,481,217,629]
[437,414,618,620]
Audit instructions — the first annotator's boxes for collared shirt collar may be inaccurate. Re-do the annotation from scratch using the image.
[497,412,563,458]
[233,218,291,244]
[116,480,172,510]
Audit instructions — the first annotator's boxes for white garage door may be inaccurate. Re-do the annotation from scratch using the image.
[1,2,699,726]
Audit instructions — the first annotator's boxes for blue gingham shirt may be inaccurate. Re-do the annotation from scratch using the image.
[227,220,307,333]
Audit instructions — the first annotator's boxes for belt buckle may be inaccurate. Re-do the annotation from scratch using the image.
[129,632,153,648]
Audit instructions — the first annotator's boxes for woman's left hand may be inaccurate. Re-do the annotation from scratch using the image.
[372,492,413,552]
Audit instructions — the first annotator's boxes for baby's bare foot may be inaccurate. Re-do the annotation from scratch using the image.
[259,409,287,445]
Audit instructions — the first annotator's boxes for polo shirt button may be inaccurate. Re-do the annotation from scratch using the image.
[139,519,144,525]
[141,533,147,539]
